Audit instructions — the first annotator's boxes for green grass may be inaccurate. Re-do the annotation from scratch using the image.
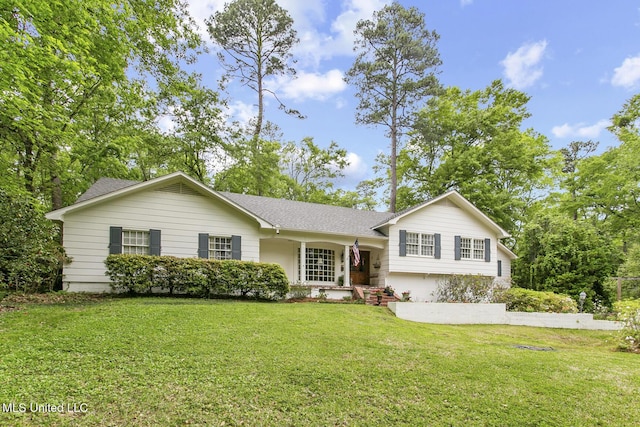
[0,297,638,426]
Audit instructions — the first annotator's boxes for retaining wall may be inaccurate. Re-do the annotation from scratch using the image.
[387,302,621,331]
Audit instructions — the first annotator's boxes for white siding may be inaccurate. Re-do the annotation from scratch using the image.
[259,238,296,282]
[497,246,513,279]
[61,188,260,291]
[388,199,498,277]
[385,273,442,302]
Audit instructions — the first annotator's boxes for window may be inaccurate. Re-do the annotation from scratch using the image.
[209,236,232,260]
[460,238,472,259]
[459,237,485,260]
[421,234,435,256]
[299,248,335,282]
[122,230,149,254]
[406,232,419,255]
[473,239,485,260]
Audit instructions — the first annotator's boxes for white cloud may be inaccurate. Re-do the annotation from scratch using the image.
[226,100,257,125]
[270,69,347,102]
[551,119,610,139]
[500,40,548,89]
[611,54,640,88]
[344,151,367,179]
[186,0,225,39]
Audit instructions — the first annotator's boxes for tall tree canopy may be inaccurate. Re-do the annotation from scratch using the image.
[0,0,204,209]
[399,80,552,235]
[345,1,441,212]
[206,0,301,140]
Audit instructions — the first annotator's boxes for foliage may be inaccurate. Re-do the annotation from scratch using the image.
[287,284,311,299]
[400,80,553,234]
[613,299,640,352]
[492,287,578,313]
[345,1,441,212]
[104,255,289,300]
[1,0,204,209]
[435,274,505,303]
[1,299,638,426]
[206,0,301,139]
[513,212,621,308]
[0,190,66,293]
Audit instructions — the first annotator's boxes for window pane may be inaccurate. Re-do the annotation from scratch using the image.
[122,230,149,255]
[421,234,434,256]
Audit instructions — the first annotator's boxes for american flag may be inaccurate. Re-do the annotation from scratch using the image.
[352,239,360,267]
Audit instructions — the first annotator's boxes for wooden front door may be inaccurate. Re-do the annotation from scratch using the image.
[350,251,370,285]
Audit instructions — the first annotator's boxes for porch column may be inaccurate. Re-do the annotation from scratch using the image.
[344,245,350,286]
[300,242,306,283]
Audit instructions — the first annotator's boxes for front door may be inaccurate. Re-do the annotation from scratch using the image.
[350,251,370,285]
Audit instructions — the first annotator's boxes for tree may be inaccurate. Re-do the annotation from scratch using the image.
[399,81,552,234]
[206,0,301,140]
[0,0,203,209]
[512,212,621,309]
[345,1,441,212]
[557,140,598,221]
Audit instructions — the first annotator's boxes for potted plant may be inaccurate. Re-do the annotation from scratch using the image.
[375,290,383,305]
[384,286,395,296]
[363,289,371,302]
[401,291,411,302]
[338,275,344,286]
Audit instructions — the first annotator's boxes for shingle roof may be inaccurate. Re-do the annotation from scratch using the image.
[220,192,392,237]
[75,178,139,203]
[73,176,393,237]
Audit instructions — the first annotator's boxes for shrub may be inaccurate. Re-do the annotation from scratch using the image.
[288,283,311,299]
[435,275,505,303]
[105,255,289,300]
[0,190,67,293]
[492,287,578,313]
[613,299,640,353]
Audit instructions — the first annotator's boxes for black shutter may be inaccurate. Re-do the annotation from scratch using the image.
[231,235,241,260]
[109,226,122,254]
[454,236,461,260]
[149,229,161,256]
[399,230,407,257]
[198,233,209,259]
[485,238,491,262]
[434,233,441,259]
[497,260,502,277]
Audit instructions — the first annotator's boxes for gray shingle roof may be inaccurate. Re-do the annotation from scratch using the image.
[74,177,393,237]
[75,178,139,203]
[220,192,392,237]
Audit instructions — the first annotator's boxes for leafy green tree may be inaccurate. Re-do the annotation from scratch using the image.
[513,212,622,308]
[400,81,552,234]
[0,189,65,292]
[0,0,203,209]
[555,140,599,221]
[345,1,441,212]
[206,0,301,140]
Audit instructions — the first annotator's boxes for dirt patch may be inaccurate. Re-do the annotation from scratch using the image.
[1,292,111,306]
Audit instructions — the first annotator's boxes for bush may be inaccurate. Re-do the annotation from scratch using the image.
[0,190,67,293]
[492,287,578,313]
[105,255,289,300]
[613,299,640,353]
[435,275,506,303]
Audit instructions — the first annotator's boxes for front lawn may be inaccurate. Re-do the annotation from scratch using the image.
[0,297,638,426]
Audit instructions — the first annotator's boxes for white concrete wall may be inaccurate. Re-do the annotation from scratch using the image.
[388,199,498,277]
[384,273,442,302]
[61,186,260,292]
[388,303,622,330]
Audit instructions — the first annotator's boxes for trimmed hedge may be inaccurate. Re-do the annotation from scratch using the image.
[492,287,578,313]
[104,255,289,300]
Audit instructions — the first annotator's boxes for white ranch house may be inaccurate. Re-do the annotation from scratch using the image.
[46,172,515,301]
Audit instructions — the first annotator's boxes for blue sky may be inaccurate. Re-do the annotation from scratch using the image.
[184,0,640,188]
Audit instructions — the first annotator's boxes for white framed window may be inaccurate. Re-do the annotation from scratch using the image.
[299,248,335,282]
[406,232,419,255]
[460,237,485,260]
[122,230,150,254]
[473,239,485,260]
[460,238,472,259]
[209,236,232,260]
[421,234,435,256]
